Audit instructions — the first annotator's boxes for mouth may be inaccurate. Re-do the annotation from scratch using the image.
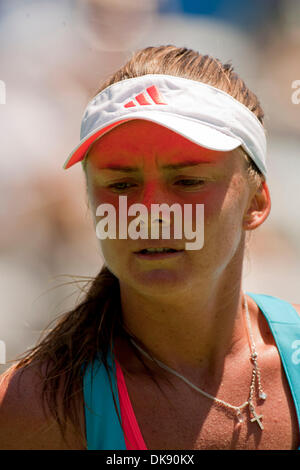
[133,247,184,259]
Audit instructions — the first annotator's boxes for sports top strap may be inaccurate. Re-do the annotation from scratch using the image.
[83,351,127,450]
[83,292,300,449]
[246,292,300,442]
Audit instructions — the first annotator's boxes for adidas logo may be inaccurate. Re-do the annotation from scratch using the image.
[124,85,167,108]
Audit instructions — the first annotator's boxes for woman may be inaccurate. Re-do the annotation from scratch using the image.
[0,45,300,450]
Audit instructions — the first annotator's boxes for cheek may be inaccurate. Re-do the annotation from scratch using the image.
[89,187,125,235]
[89,186,115,209]
[192,185,228,225]
[99,238,129,279]
[202,185,247,260]
[202,178,246,225]
[87,186,127,271]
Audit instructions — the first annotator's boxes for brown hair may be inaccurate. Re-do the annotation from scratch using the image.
[8,45,266,447]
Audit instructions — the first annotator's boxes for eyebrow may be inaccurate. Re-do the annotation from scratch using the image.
[162,160,217,170]
[97,160,217,172]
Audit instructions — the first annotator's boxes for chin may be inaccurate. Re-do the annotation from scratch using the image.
[126,267,190,296]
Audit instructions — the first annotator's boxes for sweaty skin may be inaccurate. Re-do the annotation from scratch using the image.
[0,120,299,450]
[84,120,300,450]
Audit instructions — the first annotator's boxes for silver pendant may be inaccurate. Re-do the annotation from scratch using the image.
[250,410,264,430]
[236,410,245,424]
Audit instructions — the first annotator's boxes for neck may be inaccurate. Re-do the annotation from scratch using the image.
[118,263,248,380]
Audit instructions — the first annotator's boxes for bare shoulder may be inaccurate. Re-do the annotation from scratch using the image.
[0,361,86,450]
[292,303,300,317]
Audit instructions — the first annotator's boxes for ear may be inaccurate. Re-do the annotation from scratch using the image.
[243,181,271,231]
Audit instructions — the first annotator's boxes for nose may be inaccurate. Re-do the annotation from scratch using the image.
[137,180,173,229]
[140,179,170,209]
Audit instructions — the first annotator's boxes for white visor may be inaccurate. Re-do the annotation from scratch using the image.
[63,74,267,177]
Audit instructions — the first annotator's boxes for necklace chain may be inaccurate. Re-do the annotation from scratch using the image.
[129,292,267,430]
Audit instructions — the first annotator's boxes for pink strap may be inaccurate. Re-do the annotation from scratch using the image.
[115,359,148,450]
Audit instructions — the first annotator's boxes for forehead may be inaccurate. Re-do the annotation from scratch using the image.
[86,119,242,170]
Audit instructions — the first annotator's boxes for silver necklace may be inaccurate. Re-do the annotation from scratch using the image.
[129,292,267,430]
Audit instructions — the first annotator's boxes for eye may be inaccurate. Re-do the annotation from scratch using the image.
[107,182,138,192]
[174,179,206,187]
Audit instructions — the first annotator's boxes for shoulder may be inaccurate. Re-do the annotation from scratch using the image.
[292,303,300,317]
[0,361,86,450]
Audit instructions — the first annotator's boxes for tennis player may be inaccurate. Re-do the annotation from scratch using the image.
[1,45,300,450]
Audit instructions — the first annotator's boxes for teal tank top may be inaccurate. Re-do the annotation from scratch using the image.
[83,292,300,450]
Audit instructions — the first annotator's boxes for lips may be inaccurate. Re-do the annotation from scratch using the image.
[138,247,179,254]
[134,245,184,253]
[133,246,184,259]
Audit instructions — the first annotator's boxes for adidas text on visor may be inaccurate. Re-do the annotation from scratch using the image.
[63,74,267,177]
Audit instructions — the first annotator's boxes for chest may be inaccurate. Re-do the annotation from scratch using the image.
[123,362,299,450]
